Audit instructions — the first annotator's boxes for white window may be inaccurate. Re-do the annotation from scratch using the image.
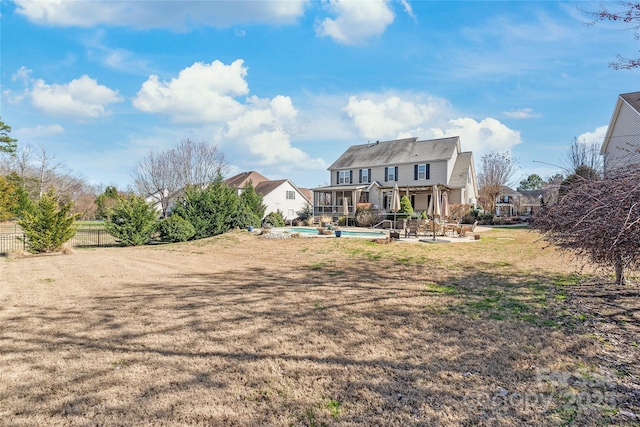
[338,170,350,184]
[286,190,295,200]
[361,169,369,183]
[387,167,396,181]
[288,209,295,218]
[417,164,427,180]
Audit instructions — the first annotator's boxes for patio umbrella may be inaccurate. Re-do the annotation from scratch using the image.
[429,185,441,240]
[343,197,349,226]
[442,191,450,219]
[390,184,401,226]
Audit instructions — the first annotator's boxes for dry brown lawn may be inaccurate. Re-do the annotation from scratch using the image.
[1,228,638,426]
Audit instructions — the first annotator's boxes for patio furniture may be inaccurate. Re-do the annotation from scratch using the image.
[457,221,478,237]
[406,219,419,238]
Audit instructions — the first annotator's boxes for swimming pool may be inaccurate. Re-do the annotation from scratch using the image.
[271,227,388,238]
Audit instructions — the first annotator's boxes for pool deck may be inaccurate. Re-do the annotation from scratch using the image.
[269,225,491,243]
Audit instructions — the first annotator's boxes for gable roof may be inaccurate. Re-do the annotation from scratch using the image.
[448,151,474,189]
[328,136,460,170]
[225,171,270,188]
[255,179,288,197]
[620,91,640,114]
[255,179,313,204]
[298,188,313,202]
[601,91,640,155]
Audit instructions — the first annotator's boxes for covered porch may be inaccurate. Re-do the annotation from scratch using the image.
[311,183,456,223]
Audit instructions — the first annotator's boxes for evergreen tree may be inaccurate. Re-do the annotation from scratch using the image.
[399,195,414,214]
[239,180,266,220]
[0,117,17,154]
[171,177,241,239]
[104,195,158,246]
[18,188,77,253]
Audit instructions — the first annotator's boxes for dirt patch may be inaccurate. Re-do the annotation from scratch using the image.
[0,228,638,426]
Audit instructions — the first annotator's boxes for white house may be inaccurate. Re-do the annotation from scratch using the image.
[225,171,312,221]
[601,91,640,175]
[311,136,478,218]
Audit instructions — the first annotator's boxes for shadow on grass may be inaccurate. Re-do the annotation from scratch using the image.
[1,261,637,426]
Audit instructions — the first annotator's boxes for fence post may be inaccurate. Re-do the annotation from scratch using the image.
[98,230,100,247]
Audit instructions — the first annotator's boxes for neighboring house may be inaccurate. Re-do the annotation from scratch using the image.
[495,187,521,217]
[225,171,312,221]
[601,91,640,175]
[311,136,478,218]
[495,186,559,218]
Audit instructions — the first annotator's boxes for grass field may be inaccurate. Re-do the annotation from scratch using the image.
[0,228,638,426]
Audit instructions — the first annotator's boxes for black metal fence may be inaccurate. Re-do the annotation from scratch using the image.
[0,230,118,255]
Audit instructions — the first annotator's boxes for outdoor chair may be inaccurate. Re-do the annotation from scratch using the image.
[457,220,478,237]
[406,219,419,238]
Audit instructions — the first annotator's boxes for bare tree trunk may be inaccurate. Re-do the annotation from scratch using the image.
[614,261,626,286]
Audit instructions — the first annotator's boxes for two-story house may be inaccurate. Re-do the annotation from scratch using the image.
[601,91,640,175]
[311,136,477,219]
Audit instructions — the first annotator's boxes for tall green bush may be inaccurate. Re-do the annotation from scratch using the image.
[240,180,266,221]
[399,195,413,214]
[104,195,158,246]
[18,188,77,253]
[171,178,240,239]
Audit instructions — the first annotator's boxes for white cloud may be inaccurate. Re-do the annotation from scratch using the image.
[14,0,307,30]
[343,94,451,140]
[221,95,325,169]
[503,108,542,119]
[15,124,64,138]
[134,60,325,172]
[430,117,522,156]
[28,75,122,119]
[342,93,521,158]
[12,66,32,84]
[316,0,395,45]
[576,125,608,146]
[133,60,249,123]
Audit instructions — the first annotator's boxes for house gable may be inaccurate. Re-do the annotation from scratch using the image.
[601,91,640,174]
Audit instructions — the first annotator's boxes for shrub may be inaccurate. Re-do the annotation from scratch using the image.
[263,210,285,227]
[104,195,159,246]
[296,202,314,221]
[171,179,241,239]
[399,195,413,214]
[18,188,77,253]
[157,215,195,242]
[478,213,495,224]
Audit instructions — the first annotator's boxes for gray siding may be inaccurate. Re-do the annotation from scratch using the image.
[605,102,640,173]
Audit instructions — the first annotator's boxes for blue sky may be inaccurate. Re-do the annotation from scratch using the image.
[1,0,639,191]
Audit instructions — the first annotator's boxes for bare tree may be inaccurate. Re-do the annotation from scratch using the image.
[531,169,640,285]
[564,137,603,176]
[171,138,228,188]
[0,143,86,203]
[587,1,640,69]
[477,152,519,214]
[131,150,180,218]
[131,139,227,218]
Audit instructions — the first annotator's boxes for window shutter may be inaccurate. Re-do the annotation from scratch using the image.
[350,170,353,184]
[336,171,339,184]
[359,169,362,183]
[368,169,371,183]
[384,167,388,182]
[394,166,399,181]
[426,164,430,180]
[414,164,418,180]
